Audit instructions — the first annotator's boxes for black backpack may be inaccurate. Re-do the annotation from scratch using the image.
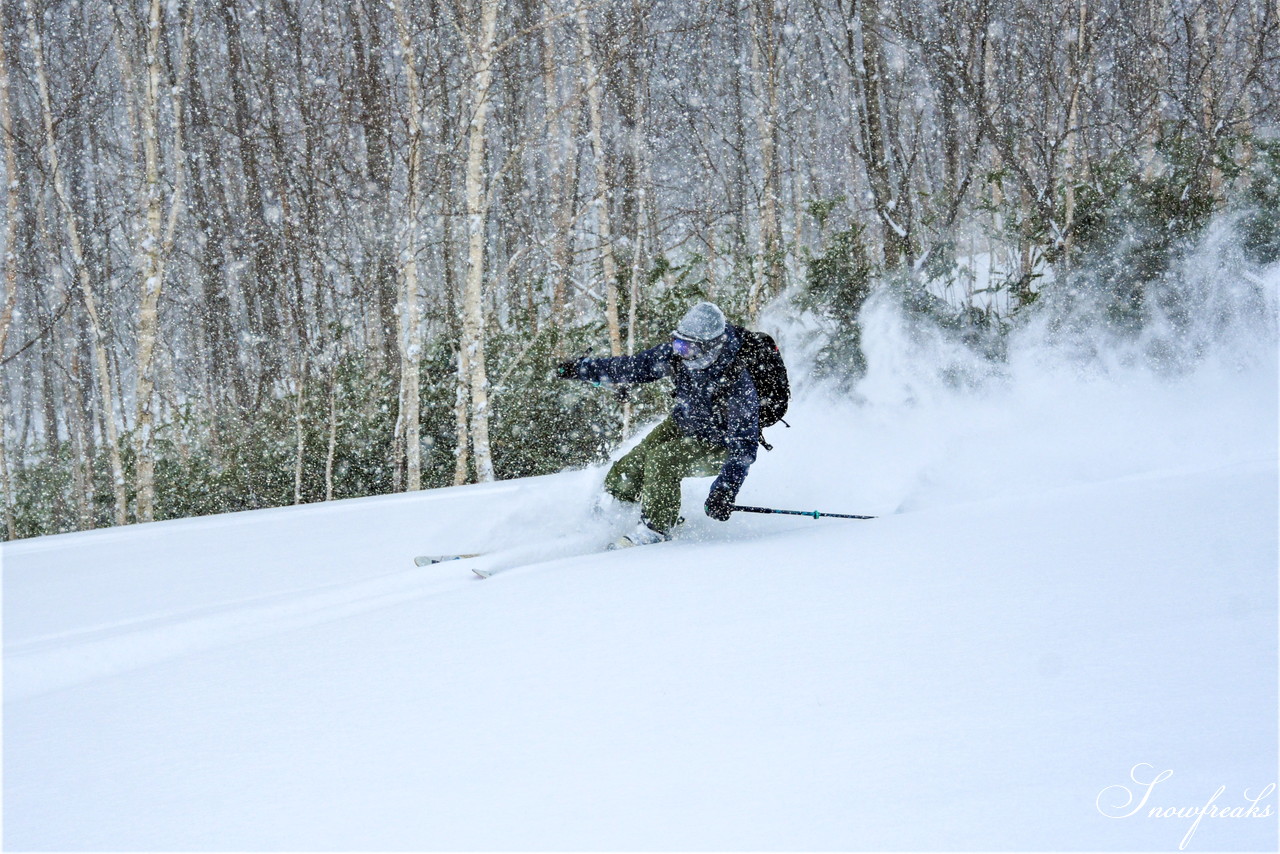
[732,325,790,428]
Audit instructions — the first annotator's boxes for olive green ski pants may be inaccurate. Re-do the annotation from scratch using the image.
[604,416,726,534]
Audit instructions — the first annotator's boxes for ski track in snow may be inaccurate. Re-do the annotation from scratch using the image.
[2,474,602,702]
[2,497,854,704]
[5,524,639,703]
[5,562,472,703]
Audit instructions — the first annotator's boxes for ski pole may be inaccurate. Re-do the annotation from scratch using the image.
[730,504,875,520]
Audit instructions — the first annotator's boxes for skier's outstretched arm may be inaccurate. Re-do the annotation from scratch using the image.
[556,344,674,386]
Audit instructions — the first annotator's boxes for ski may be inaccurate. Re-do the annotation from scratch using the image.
[413,553,483,567]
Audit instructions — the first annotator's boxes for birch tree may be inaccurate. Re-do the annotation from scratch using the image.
[460,0,499,482]
[391,0,428,491]
[622,23,650,437]
[852,0,914,269]
[577,0,623,354]
[541,0,581,327]
[24,0,129,526]
[1060,0,1093,257]
[0,4,20,538]
[126,0,194,523]
[749,0,783,316]
[0,3,17,362]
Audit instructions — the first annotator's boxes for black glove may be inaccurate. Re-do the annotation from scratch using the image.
[704,486,735,521]
[555,359,582,379]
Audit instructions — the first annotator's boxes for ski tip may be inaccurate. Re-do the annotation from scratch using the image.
[472,568,492,579]
[414,553,483,567]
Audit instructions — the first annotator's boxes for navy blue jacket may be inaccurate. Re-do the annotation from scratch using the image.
[574,326,758,498]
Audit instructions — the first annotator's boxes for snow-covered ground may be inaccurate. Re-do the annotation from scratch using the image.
[5,268,1278,850]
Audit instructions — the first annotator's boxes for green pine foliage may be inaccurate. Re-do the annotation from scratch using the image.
[1066,132,1224,332]
[489,320,620,479]
[797,226,873,386]
[9,444,79,539]
[1236,139,1280,267]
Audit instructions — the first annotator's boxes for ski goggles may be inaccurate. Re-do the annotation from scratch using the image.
[671,335,712,360]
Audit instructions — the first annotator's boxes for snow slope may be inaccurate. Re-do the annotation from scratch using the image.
[4,265,1278,850]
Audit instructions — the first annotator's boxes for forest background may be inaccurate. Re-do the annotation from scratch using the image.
[0,0,1276,539]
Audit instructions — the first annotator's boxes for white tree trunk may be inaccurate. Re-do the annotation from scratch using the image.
[461,0,499,483]
[127,0,193,523]
[543,0,581,328]
[0,7,20,536]
[0,400,12,539]
[133,0,166,522]
[325,361,339,502]
[0,8,18,360]
[66,347,93,529]
[453,341,471,485]
[749,0,782,318]
[1060,0,1091,259]
[391,0,426,491]
[577,2,622,355]
[1194,4,1223,199]
[1139,0,1172,180]
[292,352,308,504]
[26,0,129,526]
[622,71,651,437]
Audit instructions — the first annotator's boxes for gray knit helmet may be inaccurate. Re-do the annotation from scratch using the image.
[674,301,726,343]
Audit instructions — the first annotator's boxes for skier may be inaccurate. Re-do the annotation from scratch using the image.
[556,301,763,549]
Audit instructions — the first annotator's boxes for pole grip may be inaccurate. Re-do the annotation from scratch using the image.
[729,504,777,515]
